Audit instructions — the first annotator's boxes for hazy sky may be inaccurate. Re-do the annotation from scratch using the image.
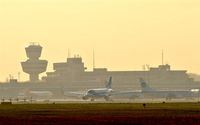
[0,0,200,81]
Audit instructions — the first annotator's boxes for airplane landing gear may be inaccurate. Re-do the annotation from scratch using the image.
[104,96,113,101]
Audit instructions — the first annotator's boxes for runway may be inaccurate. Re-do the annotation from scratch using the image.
[2,97,199,104]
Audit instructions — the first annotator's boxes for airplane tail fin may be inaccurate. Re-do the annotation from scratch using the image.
[106,77,112,89]
[139,78,153,92]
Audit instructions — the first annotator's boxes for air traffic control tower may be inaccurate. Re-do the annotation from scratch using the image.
[21,43,48,82]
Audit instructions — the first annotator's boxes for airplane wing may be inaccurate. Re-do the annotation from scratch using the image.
[68,91,85,95]
[110,90,142,99]
[64,91,86,98]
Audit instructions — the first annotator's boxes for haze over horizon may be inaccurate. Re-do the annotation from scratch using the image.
[0,0,200,81]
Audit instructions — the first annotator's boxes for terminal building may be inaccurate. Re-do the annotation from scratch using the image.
[42,56,197,91]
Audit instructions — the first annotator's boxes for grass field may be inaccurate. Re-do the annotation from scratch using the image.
[0,102,199,125]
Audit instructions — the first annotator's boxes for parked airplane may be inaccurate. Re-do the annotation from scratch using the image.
[69,77,113,101]
[138,78,196,100]
[115,78,197,100]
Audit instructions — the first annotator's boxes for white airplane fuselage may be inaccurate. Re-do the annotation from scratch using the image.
[82,88,113,101]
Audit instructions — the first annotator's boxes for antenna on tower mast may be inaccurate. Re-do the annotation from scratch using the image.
[162,49,164,65]
[93,49,95,70]
[68,49,71,58]
[18,72,20,82]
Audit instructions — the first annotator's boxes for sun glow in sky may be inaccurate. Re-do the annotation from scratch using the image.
[0,0,200,81]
